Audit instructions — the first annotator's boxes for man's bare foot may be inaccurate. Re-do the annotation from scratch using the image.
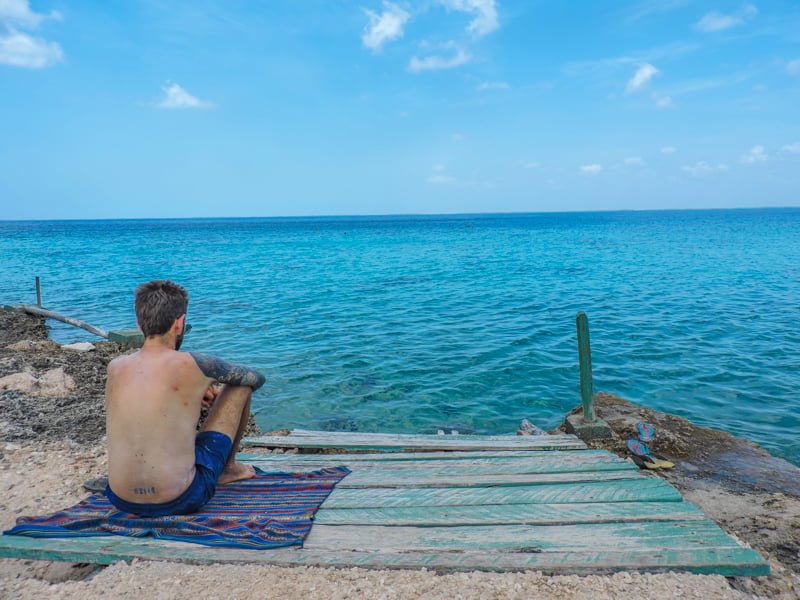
[218,462,256,485]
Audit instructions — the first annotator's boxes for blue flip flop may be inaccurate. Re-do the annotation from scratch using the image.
[627,439,674,469]
[637,422,655,443]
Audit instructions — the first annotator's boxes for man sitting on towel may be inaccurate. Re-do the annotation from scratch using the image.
[104,280,266,516]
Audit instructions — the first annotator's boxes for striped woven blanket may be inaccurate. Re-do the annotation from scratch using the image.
[4,467,350,549]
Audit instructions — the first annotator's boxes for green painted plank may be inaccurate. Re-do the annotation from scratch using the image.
[243,432,586,452]
[314,501,705,526]
[239,454,638,476]
[321,478,683,508]
[303,520,741,553]
[311,470,642,489]
[238,449,610,462]
[288,429,582,443]
[0,536,770,576]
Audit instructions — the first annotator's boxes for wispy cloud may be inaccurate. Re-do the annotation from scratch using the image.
[438,0,499,37]
[0,0,61,28]
[427,174,456,184]
[694,4,758,33]
[654,94,674,108]
[624,156,645,167]
[408,46,470,72]
[154,83,214,110]
[362,2,410,52]
[787,59,800,75]
[782,142,800,153]
[740,145,767,164]
[661,146,677,154]
[627,0,689,24]
[681,161,729,175]
[522,161,540,169]
[580,164,603,175]
[0,0,63,69]
[476,81,509,91]
[626,63,659,94]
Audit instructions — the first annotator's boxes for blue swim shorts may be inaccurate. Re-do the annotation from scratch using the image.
[105,431,233,517]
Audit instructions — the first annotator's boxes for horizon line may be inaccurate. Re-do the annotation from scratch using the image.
[1,204,798,223]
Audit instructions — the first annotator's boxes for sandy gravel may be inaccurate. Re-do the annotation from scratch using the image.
[0,440,747,600]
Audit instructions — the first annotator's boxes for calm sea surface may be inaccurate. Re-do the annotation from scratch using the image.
[1,210,798,464]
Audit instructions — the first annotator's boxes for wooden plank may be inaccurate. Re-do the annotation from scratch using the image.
[321,478,683,508]
[303,520,740,553]
[238,453,639,476]
[0,536,770,576]
[243,435,587,452]
[313,501,705,526]
[238,449,609,462]
[313,470,642,489]
[289,429,582,442]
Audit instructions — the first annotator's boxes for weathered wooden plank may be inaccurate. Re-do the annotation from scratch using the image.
[0,536,770,576]
[245,459,638,477]
[322,470,642,489]
[243,431,587,452]
[288,429,581,443]
[321,478,683,508]
[303,520,740,553]
[313,501,705,526]
[238,450,609,462]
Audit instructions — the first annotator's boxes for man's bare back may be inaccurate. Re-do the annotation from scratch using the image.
[106,280,265,512]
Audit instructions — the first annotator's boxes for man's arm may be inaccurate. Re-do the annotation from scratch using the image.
[189,352,266,391]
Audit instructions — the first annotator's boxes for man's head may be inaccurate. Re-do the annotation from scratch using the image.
[134,280,188,347]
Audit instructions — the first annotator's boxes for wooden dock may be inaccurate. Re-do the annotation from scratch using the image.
[0,430,769,576]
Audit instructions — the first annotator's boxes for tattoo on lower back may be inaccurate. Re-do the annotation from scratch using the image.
[189,352,266,390]
[133,486,156,495]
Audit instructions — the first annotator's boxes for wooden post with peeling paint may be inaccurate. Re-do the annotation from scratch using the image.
[576,311,596,423]
[35,276,42,307]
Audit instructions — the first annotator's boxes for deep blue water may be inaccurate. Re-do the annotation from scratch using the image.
[1,209,798,464]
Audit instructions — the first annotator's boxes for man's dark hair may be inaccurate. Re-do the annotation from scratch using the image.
[135,280,188,338]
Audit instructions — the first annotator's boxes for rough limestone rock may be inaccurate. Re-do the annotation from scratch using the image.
[61,342,96,353]
[0,367,76,397]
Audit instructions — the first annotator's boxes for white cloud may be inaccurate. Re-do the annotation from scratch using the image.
[787,59,800,76]
[439,0,498,36]
[626,63,659,94]
[0,0,61,28]
[432,163,446,172]
[782,142,800,153]
[522,161,540,169]
[0,1,63,69]
[0,29,61,68]
[408,47,470,72]
[654,95,673,108]
[627,0,689,24]
[427,174,456,184]
[624,156,645,166]
[694,4,757,33]
[660,146,677,154]
[580,164,603,175]
[155,83,214,110]
[740,145,767,164]
[681,161,729,175]
[362,2,409,52]
[476,81,509,91]
[451,132,465,142]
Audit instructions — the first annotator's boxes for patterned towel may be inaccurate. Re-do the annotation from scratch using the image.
[4,466,350,549]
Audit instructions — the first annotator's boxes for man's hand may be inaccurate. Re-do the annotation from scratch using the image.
[202,383,222,409]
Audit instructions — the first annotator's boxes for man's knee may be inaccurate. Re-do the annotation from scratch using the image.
[217,384,251,406]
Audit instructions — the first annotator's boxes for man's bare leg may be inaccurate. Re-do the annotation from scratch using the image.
[200,384,256,485]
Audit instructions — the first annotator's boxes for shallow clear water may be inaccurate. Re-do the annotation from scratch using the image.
[1,209,798,464]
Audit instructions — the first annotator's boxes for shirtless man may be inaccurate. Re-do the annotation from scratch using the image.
[104,280,266,517]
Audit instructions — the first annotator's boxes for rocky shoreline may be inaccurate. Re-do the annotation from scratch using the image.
[1,308,798,599]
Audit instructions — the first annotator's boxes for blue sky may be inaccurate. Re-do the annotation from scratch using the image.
[1,0,799,219]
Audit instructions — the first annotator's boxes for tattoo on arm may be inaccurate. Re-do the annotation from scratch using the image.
[189,352,266,390]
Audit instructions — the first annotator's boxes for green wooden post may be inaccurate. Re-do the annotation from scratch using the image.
[576,311,596,423]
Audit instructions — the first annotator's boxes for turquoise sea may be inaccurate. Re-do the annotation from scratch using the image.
[1,209,798,464]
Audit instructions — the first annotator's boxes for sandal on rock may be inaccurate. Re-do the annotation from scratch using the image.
[626,439,674,469]
[636,422,655,443]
